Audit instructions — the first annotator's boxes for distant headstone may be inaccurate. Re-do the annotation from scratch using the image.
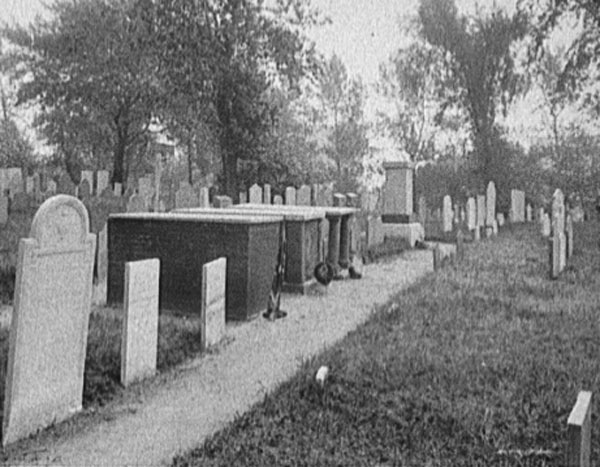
[541,213,551,237]
[213,195,232,208]
[8,173,23,199]
[486,181,496,226]
[57,172,76,196]
[510,190,525,223]
[81,170,94,195]
[285,186,296,205]
[466,197,476,231]
[96,170,109,196]
[526,204,533,222]
[565,391,592,467]
[323,184,334,207]
[2,195,95,446]
[297,185,311,206]
[273,195,283,205]
[138,176,153,206]
[46,179,57,195]
[249,184,262,204]
[175,182,197,209]
[24,176,34,194]
[199,186,210,208]
[0,194,8,225]
[127,193,147,213]
[496,213,505,227]
[551,189,566,277]
[93,223,108,305]
[476,195,486,228]
[113,182,123,197]
[333,193,346,207]
[239,192,247,204]
[202,257,226,348]
[263,184,271,204]
[346,192,359,208]
[78,179,91,201]
[442,195,453,232]
[121,258,160,387]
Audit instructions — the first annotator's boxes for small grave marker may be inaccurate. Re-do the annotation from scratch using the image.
[285,186,296,205]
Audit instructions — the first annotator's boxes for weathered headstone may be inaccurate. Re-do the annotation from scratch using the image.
[466,197,476,231]
[81,170,94,195]
[239,191,247,204]
[96,170,109,196]
[57,172,76,196]
[77,179,91,201]
[322,184,334,207]
[486,181,496,226]
[127,193,147,213]
[285,186,296,205]
[273,195,283,205]
[297,185,311,206]
[25,176,34,194]
[121,258,160,387]
[442,195,453,232]
[263,184,271,204]
[249,184,262,204]
[46,179,57,195]
[551,188,566,277]
[526,204,533,222]
[213,195,232,208]
[510,189,525,223]
[113,182,123,197]
[541,213,551,237]
[565,391,592,467]
[496,213,505,227]
[476,195,486,228]
[0,194,8,225]
[202,257,226,348]
[175,182,197,209]
[2,195,95,446]
[333,193,347,207]
[138,176,153,206]
[199,186,210,208]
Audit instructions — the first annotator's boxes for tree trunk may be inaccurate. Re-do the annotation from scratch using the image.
[112,133,127,185]
[222,150,238,201]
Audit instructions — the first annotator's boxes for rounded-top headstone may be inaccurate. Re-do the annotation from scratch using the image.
[30,195,90,248]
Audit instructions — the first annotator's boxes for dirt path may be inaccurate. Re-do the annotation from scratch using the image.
[22,250,433,466]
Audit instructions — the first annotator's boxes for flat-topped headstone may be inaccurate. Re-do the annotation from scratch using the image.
[199,186,210,208]
[2,195,95,446]
[273,195,283,205]
[541,213,551,237]
[322,184,334,207]
[285,186,296,205]
[333,193,347,207]
[496,213,505,227]
[466,197,476,230]
[213,195,232,208]
[202,257,226,348]
[96,170,110,196]
[9,172,23,199]
[175,182,197,209]
[263,184,271,204]
[442,195,453,232]
[346,193,359,208]
[510,189,525,223]
[486,181,496,226]
[93,223,108,305]
[121,258,160,387]
[476,195,486,228]
[57,172,76,196]
[127,193,147,213]
[382,161,414,217]
[297,185,311,206]
[565,391,592,467]
[239,191,247,204]
[552,189,565,234]
[25,176,34,194]
[249,184,262,204]
[113,182,123,197]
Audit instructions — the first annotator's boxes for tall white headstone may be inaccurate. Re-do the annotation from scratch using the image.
[202,257,226,348]
[249,184,262,204]
[476,195,486,228]
[466,197,476,231]
[3,195,96,446]
[285,186,296,206]
[297,185,311,206]
[442,195,453,232]
[486,181,496,226]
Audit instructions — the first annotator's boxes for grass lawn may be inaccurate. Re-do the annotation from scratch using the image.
[172,222,600,467]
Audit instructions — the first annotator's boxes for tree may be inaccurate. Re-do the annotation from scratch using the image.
[417,0,527,185]
[2,0,165,184]
[319,54,368,191]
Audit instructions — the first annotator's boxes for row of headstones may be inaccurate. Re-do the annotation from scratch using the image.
[546,188,574,279]
[238,183,342,207]
[1,194,227,446]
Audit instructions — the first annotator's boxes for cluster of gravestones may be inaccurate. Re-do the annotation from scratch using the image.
[1,195,227,446]
[546,188,575,279]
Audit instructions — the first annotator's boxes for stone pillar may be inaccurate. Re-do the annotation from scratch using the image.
[339,215,350,269]
[327,216,341,275]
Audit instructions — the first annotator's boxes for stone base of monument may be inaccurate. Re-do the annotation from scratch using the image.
[381,222,424,247]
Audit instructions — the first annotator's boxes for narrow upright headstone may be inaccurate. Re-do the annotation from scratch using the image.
[285,186,296,205]
[541,213,551,237]
[199,186,210,208]
[96,170,110,196]
[273,195,283,205]
[486,181,496,226]
[239,191,247,204]
[77,179,91,202]
[297,185,311,206]
[551,189,566,276]
[510,190,525,223]
[496,213,505,227]
[333,193,346,207]
[113,182,123,197]
[138,176,153,206]
[121,258,160,387]
[46,179,57,195]
[0,194,8,225]
[565,391,592,467]
[476,195,486,228]
[249,184,262,204]
[466,197,476,231]
[81,170,94,195]
[9,173,23,199]
[93,223,108,305]
[323,184,334,207]
[2,195,96,446]
[442,195,453,232]
[526,204,533,222]
[202,257,226,348]
[263,184,272,204]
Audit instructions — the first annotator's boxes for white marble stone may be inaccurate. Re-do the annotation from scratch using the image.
[202,257,226,348]
[249,184,262,204]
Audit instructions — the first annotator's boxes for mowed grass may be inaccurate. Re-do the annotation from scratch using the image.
[172,222,600,467]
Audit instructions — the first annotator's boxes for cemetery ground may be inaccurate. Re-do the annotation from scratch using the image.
[173,222,600,467]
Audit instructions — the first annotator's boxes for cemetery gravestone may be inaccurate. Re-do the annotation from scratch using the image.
[113,182,123,197]
[273,195,283,205]
[541,213,551,237]
[199,187,210,208]
[442,195,453,232]
[566,213,574,259]
[25,176,34,194]
[565,391,592,467]
[263,184,272,204]
[510,190,525,223]
[486,181,496,226]
[285,186,296,205]
[526,204,533,222]
[551,189,566,277]
[0,194,7,224]
[46,179,57,195]
[81,171,94,195]
[297,185,311,206]
[333,193,347,207]
[175,182,197,209]
[496,213,505,227]
[466,197,476,231]
[476,195,486,228]
[78,179,91,202]
[2,195,95,446]
[249,184,262,204]
[202,257,227,348]
[138,176,153,206]
[121,258,160,387]
[239,192,247,204]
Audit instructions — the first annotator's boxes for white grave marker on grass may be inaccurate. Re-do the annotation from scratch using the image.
[121,258,160,386]
[202,257,226,348]
[566,390,592,467]
[2,195,96,446]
